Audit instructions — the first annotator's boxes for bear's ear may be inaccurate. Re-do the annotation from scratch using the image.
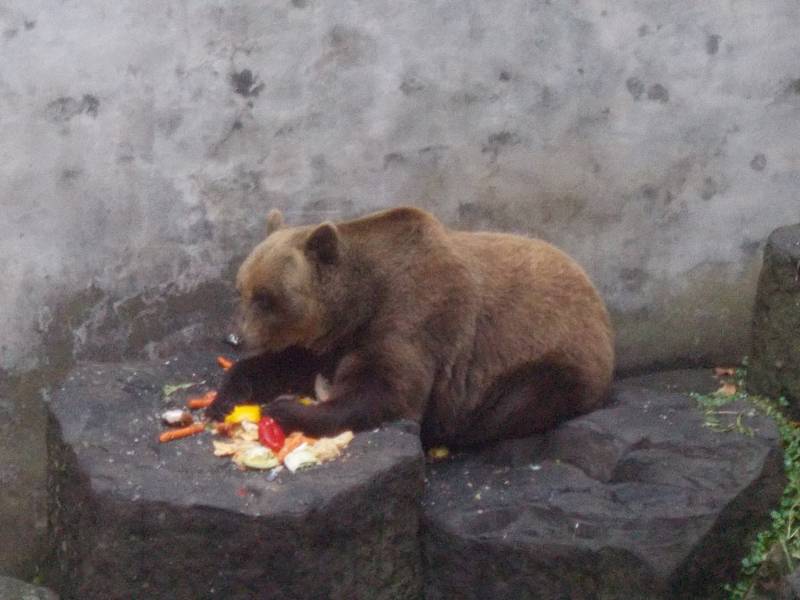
[266,209,284,236]
[305,222,339,264]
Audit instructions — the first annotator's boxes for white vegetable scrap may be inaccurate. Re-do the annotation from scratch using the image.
[210,423,355,474]
[212,440,242,457]
[309,431,354,462]
[213,423,277,470]
[283,444,319,473]
[161,409,193,426]
[238,420,259,441]
[234,446,280,470]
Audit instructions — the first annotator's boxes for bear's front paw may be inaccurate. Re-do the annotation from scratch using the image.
[265,395,308,433]
[204,393,236,422]
[205,375,253,422]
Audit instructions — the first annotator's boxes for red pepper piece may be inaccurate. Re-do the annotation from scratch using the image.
[258,416,286,452]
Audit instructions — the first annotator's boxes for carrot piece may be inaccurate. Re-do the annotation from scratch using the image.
[187,390,217,410]
[276,432,317,462]
[215,422,236,437]
[158,422,206,443]
[217,356,235,370]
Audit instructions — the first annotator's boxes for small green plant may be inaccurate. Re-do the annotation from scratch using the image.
[692,366,800,599]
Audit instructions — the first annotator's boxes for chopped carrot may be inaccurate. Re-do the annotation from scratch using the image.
[277,432,317,462]
[158,422,206,443]
[217,356,235,370]
[713,367,736,377]
[215,422,236,437]
[187,390,217,410]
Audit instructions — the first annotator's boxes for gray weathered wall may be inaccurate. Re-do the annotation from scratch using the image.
[1,0,799,577]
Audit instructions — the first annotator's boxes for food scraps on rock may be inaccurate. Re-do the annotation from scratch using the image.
[308,431,354,462]
[224,404,262,425]
[186,390,217,409]
[224,333,242,348]
[427,446,450,461]
[158,422,206,443]
[234,445,281,470]
[713,366,737,377]
[157,354,355,475]
[161,409,194,427]
[162,381,200,398]
[212,421,353,472]
[258,416,286,451]
[283,444,317,473]
[277,431,317,462]
[217,355,235,370]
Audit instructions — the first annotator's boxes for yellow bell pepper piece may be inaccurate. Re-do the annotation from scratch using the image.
[224,404,262,425]
[427,446,450,460]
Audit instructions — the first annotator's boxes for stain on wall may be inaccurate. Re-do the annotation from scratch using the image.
[230,69,264,98]
[706,34,722,55]
[626,77,645,100]
[750,153,767,171]
[646,83,669,103]
[44,94,100,122]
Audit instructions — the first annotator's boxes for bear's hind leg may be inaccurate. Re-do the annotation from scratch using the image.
[457,362,586,446]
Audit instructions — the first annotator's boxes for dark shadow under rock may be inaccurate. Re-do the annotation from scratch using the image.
[45,355,424,600]
[422,375,785,599]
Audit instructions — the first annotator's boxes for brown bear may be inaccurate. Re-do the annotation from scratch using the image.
[205,206,614,446]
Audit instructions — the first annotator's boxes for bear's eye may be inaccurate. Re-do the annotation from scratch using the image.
[252,290,275,312]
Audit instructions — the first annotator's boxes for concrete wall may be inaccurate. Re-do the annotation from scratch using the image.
[1,0,799,577]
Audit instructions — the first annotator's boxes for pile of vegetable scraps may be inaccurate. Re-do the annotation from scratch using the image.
[158,355,353,474]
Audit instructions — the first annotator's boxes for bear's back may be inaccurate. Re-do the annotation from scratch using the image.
[431,229,614,432]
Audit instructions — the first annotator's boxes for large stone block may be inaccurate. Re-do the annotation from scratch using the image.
[422,377,785,599]
[45,355,424,600]
[749,224,800,414]
[45,361,786,599]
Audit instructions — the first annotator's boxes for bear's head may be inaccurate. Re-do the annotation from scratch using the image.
[235,209,347,354]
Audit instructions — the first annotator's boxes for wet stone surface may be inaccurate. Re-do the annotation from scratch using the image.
[45,354,424,600]
[421,373,785,600]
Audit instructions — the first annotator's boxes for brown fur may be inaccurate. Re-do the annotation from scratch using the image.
[206,207,614,447]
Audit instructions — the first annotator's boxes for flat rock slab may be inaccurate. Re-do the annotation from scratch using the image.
[0,576,59,600]
[422,373,785,599]
[46,355,424,600]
